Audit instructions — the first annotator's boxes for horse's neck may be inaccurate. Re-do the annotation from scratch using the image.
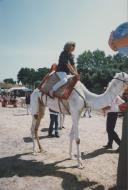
[101,79,123,106]
[80,77,124,109]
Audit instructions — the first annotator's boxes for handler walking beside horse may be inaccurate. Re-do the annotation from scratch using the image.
[103,95,125,151]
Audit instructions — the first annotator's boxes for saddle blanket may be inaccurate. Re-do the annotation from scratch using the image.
[40,73,78,99]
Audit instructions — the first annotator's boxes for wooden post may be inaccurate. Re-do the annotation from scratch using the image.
[117,108,128,189]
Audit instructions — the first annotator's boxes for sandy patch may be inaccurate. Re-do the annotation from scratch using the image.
[0,105,122,190]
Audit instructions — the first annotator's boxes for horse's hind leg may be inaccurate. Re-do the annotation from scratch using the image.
[31,117,37,154]
[35,116,43,153]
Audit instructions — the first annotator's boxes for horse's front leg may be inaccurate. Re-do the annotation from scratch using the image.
[71,112,83,169]
[69,126,75,159]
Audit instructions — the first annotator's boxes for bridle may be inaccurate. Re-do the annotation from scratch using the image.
[114,72,128,85]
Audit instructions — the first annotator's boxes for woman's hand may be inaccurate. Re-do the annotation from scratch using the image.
[75,74,80,80]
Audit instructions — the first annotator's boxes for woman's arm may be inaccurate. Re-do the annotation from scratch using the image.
[67,63,78,75]
[72,64,78,73]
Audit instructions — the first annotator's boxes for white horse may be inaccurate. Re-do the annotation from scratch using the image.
[30,72,128,168]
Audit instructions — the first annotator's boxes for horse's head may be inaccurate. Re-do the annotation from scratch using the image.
[114,72,128,85]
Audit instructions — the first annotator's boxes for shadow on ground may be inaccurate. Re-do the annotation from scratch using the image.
[0,153,105,190]
[23,135,49,143]
[41,128,49,132]
[81,148,118,160]
[13,113,28,116]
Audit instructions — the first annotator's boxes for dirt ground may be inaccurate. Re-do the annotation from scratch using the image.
[0,104,123,190]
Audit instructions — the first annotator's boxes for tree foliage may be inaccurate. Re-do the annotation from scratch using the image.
[77,50,128,93]
[17,67,49,86]
[14,49,128,93]
[3,78,16,84]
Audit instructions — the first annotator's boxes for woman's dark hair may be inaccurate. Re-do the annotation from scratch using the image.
[64,41,76,51]
[50,63,58,72]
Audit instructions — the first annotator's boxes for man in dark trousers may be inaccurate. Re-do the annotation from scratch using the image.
[48,108,59,137]
[25,92,31,114]
[103,95,124,151]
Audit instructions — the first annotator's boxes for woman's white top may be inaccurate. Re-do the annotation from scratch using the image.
[108,95,125,112]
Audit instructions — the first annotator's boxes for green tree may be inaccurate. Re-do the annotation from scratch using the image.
[77,50,128,93]
[17,68,33,85]
[17,67,49,86]
[36,67,49,81]
[3,78,16,84]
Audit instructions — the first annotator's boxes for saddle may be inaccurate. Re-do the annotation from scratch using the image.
[40,73,78,99]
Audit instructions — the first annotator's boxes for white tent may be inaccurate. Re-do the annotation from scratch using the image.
[8,86,30,92]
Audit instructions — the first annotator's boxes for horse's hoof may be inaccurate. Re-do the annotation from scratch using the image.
[42,150,47,154]
[69,154,76,160]
[77,163,84,169]
[39,149,46,154]
[32,152,38,156]
[39,148,43,152]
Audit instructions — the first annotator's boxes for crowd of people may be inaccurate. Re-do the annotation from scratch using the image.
[0,92,17,107]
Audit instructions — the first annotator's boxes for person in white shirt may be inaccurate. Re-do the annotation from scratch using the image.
[103,95,125,151]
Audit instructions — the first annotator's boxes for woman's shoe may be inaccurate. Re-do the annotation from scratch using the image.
[115,146,120,153]
[103,145,112,149]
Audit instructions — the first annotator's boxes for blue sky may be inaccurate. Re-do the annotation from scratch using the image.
[0,0,127,81]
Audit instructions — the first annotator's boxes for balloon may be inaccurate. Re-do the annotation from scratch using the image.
[108,22,128,56]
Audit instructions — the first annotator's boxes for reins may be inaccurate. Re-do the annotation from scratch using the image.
[114,77,128,84]
[73,88,86,107]
[59,99,70,114]
[114,72,128,84]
